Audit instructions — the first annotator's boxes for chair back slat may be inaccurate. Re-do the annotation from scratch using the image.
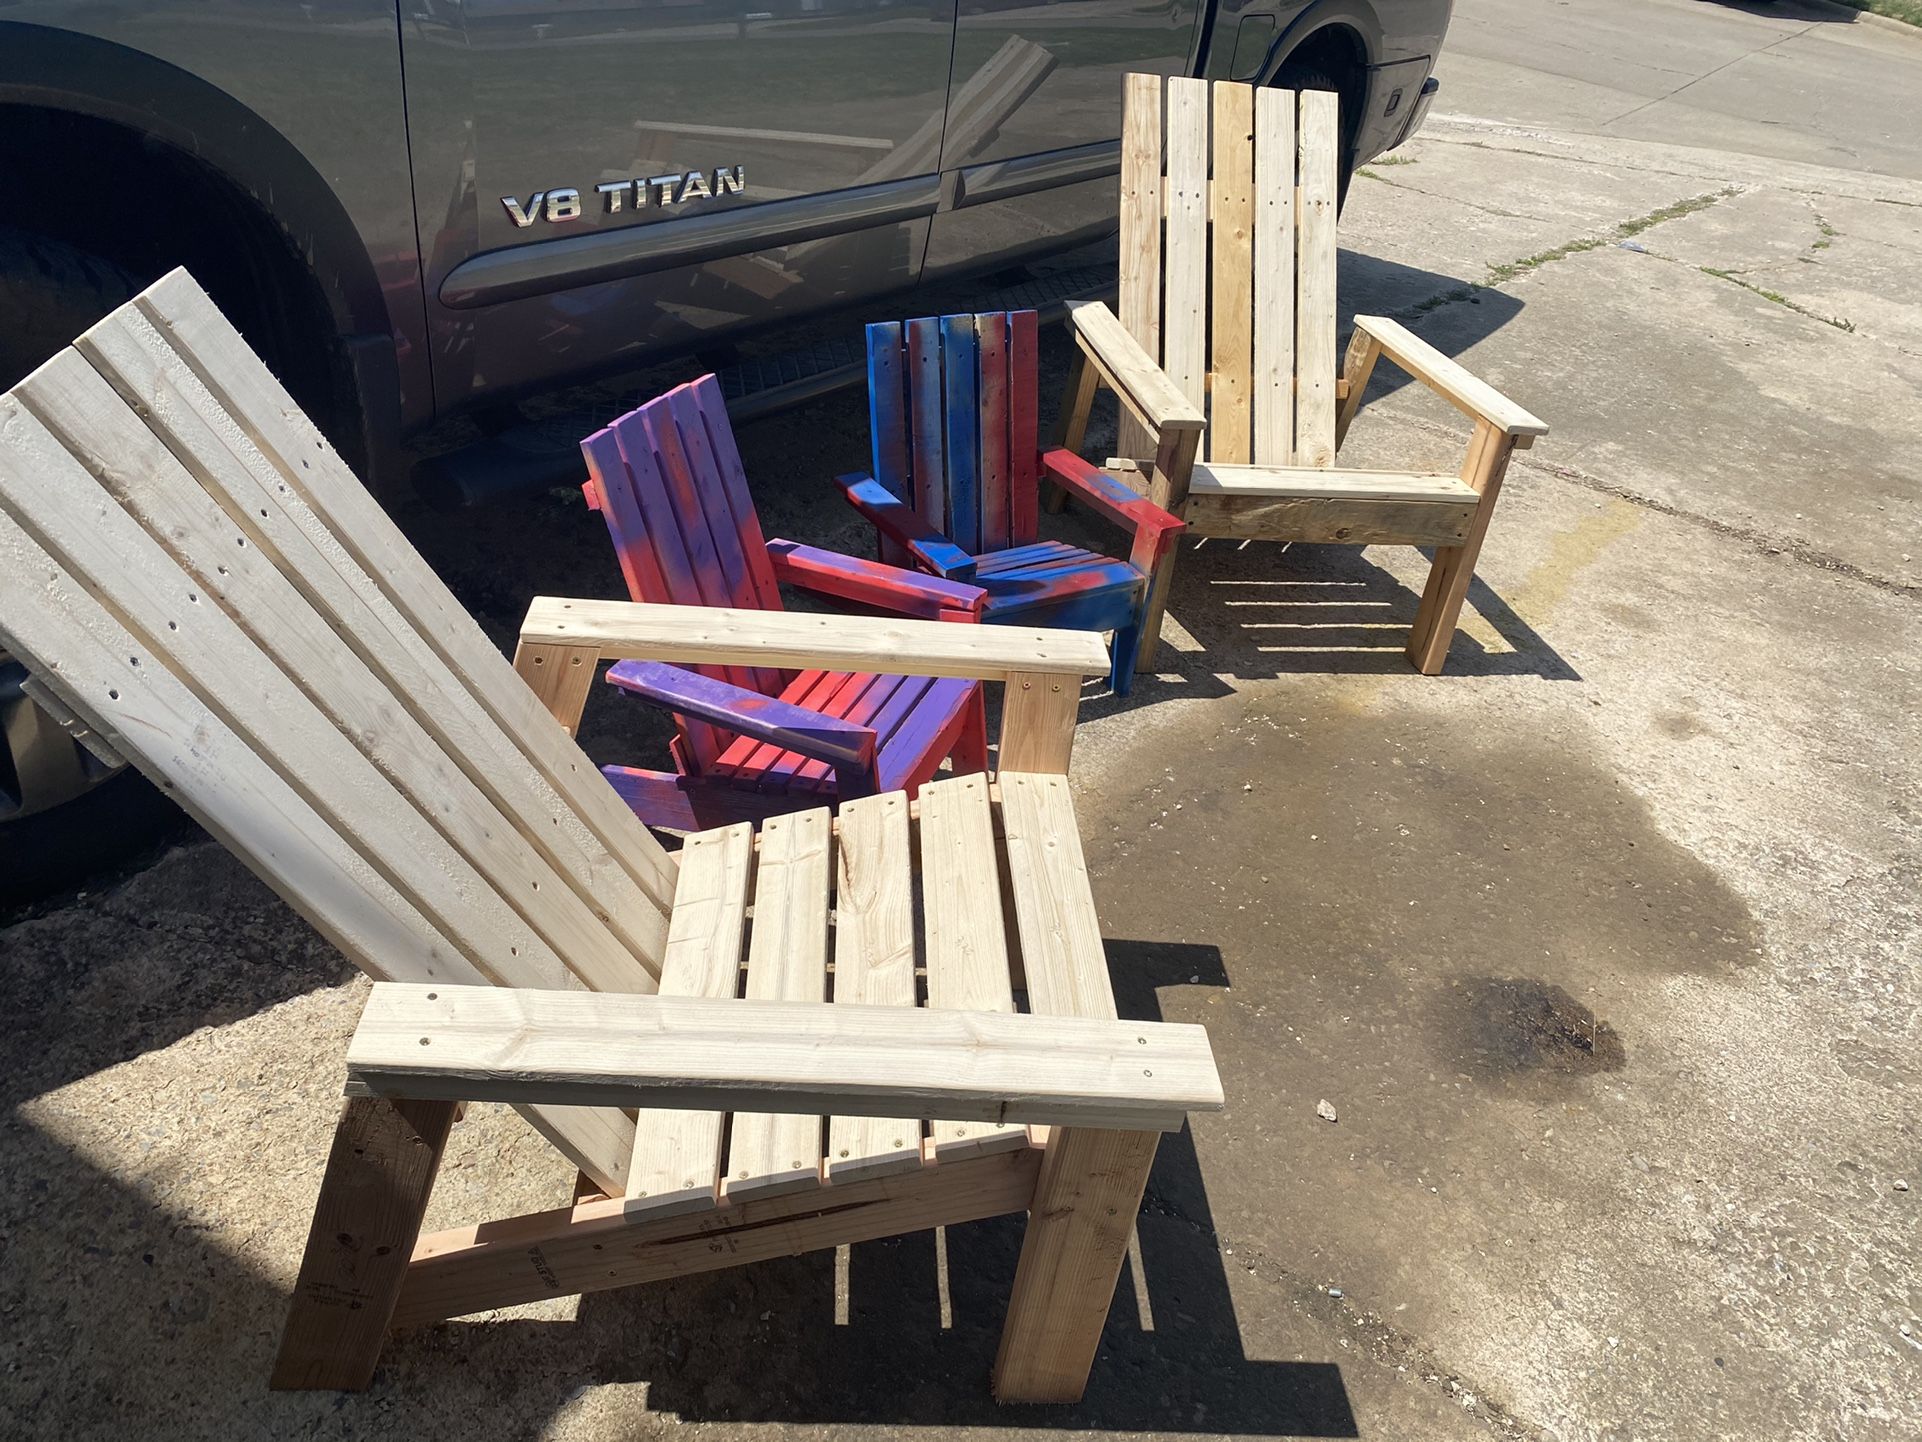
[1115,72,1164,463]
[905,317,946,529]
[1208,82,1256,465]
[1114,77,1343,469]
[938,314,981,553]
[0,269,673,1191]
[1292,88,1341,466]
[1008,310,1041,546]
[866,310,1042,558]
[586,378,789,770]
[974,314,1011,552]
[1252,86,1298,465]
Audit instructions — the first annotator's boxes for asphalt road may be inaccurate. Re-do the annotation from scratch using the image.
[1438,0,1922,180]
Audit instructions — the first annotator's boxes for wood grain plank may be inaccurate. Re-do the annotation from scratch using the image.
[1116,71,1164,462]
[1162,78,1210,423]
[1252,88,1297,466]
[940,314,982,554]
[918,775,1024,1160]
[1293,89,1341,467]
[827,793,924,1181]
[905,316,947,531]
[1008,309,1041,546]
[626,822,752,1219]
[996,774,1115,1022]
[976,313,1012,552]
[1209,82,1256,466]
[726,807,831,1200]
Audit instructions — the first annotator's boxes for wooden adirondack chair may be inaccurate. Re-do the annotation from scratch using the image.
[1058,76,1550,674]
[0,271,1222,1405]
[580,375,990,831]
[840,310,1187,696]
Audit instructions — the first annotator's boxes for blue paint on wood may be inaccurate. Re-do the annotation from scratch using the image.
[939,314,980,553]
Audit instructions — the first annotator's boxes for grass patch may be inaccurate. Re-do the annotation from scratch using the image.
[1826,0,1922,26]
[1700,267,1856,332]
[1370,154,1419,167]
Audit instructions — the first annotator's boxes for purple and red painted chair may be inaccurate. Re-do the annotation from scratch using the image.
[839,309,1184,696]
[580,374,990,831]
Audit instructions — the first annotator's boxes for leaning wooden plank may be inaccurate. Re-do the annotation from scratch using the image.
[395,1144,1042,1327]
[347,984,1221,1130]
[1115,71,1164,463]
[522,598,1111,681]
[625,823,753,1220]
[1350,314,1551,437]
[1208,81,1256,466]
[996,774,1116,1021]
[1160,78,1210,418]
[1293,90,1341,468]
[726,807,832,1200]
[827,793,924,1183]
[70,289,671,975]
[0,500,634,1193]
[918,775,1025,1161]
[1251,88,1297,467]
[122,271,680,930]
[0,394,572,990]
[14,355,653,997]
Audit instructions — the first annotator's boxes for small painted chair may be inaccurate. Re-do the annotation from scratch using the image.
[840,310,1184,696]
[581,374,989,830]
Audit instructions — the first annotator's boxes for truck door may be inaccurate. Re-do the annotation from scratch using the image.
[923,0,1204,277]
[400,0,959,412]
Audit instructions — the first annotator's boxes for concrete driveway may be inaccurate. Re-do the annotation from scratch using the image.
[2,2,1917,1440]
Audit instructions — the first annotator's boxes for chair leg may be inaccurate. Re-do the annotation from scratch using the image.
[1406,424,1514,676]
[950,685,990,775]
[270,1096,458,1390]
[1108,620,1141,697]
[992,1127,1159,1404]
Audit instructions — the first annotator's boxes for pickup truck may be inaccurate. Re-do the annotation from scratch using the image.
[0,0,1452,895]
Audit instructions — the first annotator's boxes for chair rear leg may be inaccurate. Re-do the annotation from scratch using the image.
[271,1096,458,1390]
[993,1127,1159,1404]
[1108,619,1142,697]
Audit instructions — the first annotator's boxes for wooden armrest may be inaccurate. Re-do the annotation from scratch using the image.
[346,984,1224,1132]
[837,474,978,581]
[522,597,1110,681]
[766,538,985,620]
[604,659,877,780]
[1040,450,1184,541]
[1351,315,1548,439]
[1064,300,1205,438]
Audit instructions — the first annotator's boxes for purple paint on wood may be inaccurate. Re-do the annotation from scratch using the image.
[906,318,945,534]
[601,765,821,832]
[876,677,980,794]
[606,660,878,776]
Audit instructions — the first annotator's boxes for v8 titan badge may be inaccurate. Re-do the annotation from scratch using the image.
[501,166,745,227]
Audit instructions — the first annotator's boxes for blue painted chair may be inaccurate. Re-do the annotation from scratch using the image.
[839,310,1184,696]
[581,375,989,831]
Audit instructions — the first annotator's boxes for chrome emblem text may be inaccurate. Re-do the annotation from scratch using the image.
[501,166,744,228]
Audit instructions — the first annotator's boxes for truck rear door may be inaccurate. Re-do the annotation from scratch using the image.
[923,0,1204,278]
[401,0,959,412]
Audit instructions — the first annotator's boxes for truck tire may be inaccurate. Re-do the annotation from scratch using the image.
[0,227,185,906]
[1271,61,1358,207]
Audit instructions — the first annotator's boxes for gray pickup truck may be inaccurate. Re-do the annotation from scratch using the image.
[0,0,1451,893]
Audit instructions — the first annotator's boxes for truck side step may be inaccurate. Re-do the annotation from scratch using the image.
[412,262,1115,509]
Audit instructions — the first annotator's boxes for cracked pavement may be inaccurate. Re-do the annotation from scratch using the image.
[2,1,1918,1440]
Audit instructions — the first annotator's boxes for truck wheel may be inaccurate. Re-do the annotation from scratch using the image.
[0,227,185,905]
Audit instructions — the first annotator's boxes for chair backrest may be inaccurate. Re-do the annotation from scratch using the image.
[581,375,793,771]
[866,310,1041,557]
[1117,75,1340,469]
[0,269,675,1190]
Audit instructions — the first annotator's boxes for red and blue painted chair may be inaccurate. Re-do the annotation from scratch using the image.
[580,374,990,830]
[839,309,1184,696]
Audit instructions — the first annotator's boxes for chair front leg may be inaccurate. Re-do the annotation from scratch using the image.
[272,1095,459,1390]
[1408,420,1515,674]
[993,1126,1160,1403]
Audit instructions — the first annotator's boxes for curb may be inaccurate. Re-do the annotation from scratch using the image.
[1796,0,1922,40]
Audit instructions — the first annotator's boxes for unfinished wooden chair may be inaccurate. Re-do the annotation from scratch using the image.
[0,269,1222,1405]
[1058,76,1549,674]
[841,310,1187,696]
[581,374,990,831]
